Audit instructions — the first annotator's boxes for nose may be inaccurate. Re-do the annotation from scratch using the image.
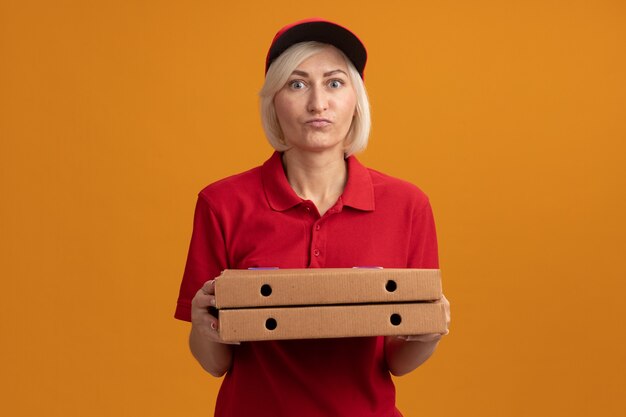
[307,85,328,114]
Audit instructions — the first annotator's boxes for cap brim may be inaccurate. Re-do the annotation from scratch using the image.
[266,20,367,77]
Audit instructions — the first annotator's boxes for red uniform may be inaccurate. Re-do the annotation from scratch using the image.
[175,151,439,417]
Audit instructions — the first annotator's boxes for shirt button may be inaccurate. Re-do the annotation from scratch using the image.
[315,224,321,231]
[313,249,320,257]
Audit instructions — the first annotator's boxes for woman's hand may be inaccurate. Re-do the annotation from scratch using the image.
[189,279,237,377]
[191,280,239,344]
[385,294,450,375]
[190,279,220,341]
[397,294,450,342]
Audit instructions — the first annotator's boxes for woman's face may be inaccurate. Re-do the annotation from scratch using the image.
[273,46,357,156]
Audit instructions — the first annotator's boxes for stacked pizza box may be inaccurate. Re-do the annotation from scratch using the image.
[214,268,446,342]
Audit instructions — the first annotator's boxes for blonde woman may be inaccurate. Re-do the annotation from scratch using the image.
[175,18,450,417]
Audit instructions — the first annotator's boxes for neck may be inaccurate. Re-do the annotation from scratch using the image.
[282,149,348,215]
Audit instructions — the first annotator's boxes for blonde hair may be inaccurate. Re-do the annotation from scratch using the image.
[259,41,371,156]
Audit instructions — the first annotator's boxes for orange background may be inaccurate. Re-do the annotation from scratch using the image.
[1,1,625,416]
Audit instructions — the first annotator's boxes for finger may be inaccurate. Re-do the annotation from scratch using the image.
[398,333,443,343]
[201,279,216,295]
[192,289,216,309]
[440,294,451,324]
[208,319,241,345]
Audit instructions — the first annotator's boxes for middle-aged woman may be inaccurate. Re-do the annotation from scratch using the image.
[175,18,451,417]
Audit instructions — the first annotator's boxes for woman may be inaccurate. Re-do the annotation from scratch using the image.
[175,18,450,417]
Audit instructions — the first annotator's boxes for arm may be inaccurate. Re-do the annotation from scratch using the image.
[384,197,449,376]
[189,280,236,377]
[175,195,234,376]
[384,295,450,376]
[384,336,440,376]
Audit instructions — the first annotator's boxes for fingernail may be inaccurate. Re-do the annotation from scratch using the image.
[210,298,216,306]
[210,322,217,330]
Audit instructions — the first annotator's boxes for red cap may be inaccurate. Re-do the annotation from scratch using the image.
[265,18,367,78]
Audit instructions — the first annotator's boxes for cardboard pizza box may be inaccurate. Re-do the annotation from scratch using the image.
[215,268,441,308]
[218,301,447,342]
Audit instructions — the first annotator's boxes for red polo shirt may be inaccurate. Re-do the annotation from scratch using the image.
[176,152,439,417]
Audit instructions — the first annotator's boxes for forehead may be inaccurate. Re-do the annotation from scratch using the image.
[294,46,348,73]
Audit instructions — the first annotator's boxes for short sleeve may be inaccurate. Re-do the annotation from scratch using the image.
[407,198,439,269]
[174,194,228,322]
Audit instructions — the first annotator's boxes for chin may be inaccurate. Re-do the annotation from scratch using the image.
[290,141,345,154]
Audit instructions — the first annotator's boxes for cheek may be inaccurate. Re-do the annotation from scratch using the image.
[338,91,357,119]
[274,99,297,127]
[340,101,357,123]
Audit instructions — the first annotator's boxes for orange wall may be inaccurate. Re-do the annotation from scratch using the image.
[1,1,625,416]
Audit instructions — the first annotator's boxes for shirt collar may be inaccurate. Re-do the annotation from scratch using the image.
[261,151,375,212]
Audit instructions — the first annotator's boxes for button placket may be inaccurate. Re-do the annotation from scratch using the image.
[303,204,324,266]
[310,217,328,265]
[311,220,322,258]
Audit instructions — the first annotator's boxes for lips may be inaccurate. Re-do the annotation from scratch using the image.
[305,118,332,128]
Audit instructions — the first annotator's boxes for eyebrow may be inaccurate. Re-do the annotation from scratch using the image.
[291,69,348,77]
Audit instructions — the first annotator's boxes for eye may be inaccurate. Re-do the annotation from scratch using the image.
[328,79,344,89]
[289,80,306,90]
